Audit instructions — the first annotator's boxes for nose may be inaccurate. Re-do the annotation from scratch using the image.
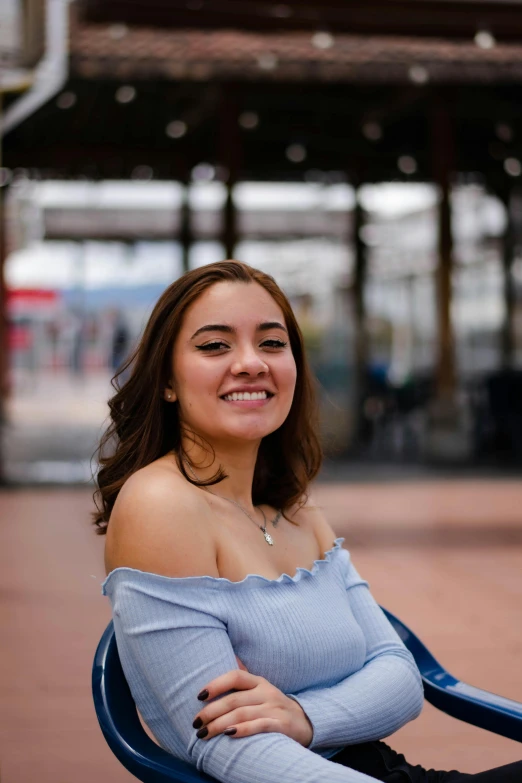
[231,346,269,376]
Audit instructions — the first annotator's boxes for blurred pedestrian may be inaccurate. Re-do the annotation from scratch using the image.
[111,312,130,372]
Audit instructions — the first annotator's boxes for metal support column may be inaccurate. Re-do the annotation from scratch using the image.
[223,182,237,260]
[352,188,368,447]
[500,187,516,369]
[180,182,192,274]
[425,95,472,462]
[433,97,456,400]
[219,86,240,259]
[433,97,456,401]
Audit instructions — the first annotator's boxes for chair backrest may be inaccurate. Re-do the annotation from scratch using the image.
[382,608,522,743]
[92,621,217,783]
[94,611,522,781]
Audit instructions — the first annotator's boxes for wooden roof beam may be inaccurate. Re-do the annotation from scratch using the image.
[78,0,522,40]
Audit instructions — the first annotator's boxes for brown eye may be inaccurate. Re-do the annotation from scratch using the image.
[261,340,287,349]
[196,341,229,352]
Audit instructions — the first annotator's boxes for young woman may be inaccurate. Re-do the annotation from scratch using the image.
[95,260,521,783]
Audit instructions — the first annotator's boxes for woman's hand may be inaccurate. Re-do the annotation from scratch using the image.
[192,659,313,747]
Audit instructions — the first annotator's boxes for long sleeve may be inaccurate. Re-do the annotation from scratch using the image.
[287,550,424,750]
[105,571,382,783]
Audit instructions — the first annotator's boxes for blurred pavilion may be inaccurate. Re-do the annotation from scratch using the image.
[2,0,522,479]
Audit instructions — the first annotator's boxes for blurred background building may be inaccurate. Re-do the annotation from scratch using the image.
[2,0,522,482]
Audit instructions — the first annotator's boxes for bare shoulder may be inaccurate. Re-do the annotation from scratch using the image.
[290,491,338,554]
[104,459,219,579]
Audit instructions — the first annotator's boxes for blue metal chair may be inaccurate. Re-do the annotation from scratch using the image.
[92,611,522,783]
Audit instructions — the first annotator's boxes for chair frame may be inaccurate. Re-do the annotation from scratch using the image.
[92,610,522,783]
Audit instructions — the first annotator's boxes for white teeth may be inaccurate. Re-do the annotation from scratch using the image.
[223,391,268,401]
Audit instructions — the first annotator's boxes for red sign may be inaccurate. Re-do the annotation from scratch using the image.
[7,288,60,312]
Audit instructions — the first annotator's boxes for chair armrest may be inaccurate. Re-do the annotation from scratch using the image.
[381,608,522,743]
[95,704,208,783]
[93,623,217,783]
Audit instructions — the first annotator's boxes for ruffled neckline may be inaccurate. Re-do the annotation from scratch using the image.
[102,536,345,592]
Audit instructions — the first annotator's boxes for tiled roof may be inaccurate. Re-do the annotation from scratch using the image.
[69,8,522,83]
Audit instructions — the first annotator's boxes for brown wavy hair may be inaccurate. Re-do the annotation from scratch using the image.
[92,260,322,534]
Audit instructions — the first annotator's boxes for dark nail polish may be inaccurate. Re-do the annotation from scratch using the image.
[197,689,209,701]
[192,717,203,729]
[196,727,208,739]
[224,727,237,736]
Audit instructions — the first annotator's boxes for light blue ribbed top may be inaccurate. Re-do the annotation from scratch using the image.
[102,537,424,783]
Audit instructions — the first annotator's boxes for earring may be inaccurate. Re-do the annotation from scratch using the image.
[167,392,172,400]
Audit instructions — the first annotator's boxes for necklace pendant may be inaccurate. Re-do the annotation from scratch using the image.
[263,530,274,546]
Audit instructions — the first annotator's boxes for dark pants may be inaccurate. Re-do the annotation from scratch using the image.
[330,741,522,782]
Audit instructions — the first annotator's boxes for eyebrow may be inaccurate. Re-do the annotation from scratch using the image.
[191,321,288,339]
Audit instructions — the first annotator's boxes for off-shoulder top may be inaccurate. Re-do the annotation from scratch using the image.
[102,537,423,783]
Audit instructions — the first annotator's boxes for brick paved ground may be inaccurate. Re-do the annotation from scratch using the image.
[1,481,521,783]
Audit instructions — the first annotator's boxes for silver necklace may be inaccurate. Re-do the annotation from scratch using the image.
[184,460,275,546]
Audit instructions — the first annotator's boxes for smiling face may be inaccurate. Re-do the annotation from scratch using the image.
[166,281,297,448]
